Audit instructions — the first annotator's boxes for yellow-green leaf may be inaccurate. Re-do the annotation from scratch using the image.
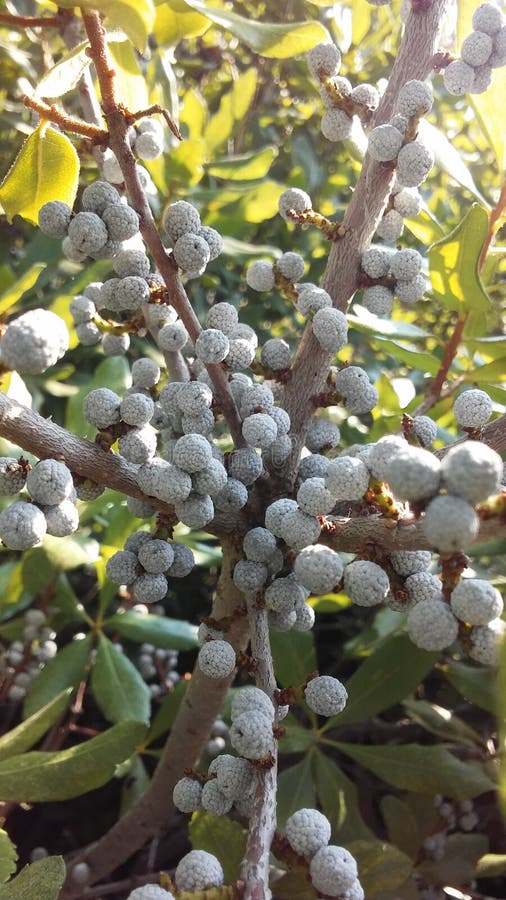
[183,0,329,57]
[0,124,79,225]
[0,689,72,762]
[109,40,148,111]
[207,146,278,181]
[100,0,155,50]
[0,856,65,900]
[54,0,155,50]
[0,830,17,883]
[154,0,210,44]
[204,68,257,154]
[0,263,46,316]
[429,204,491,313]
[347,840,413,896]
[472,69,506,172]
[0,721,147,801]
[35,41,91,100]
[189,811,247,882]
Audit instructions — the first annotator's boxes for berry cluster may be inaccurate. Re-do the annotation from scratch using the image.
[360,245,428,316]
[0,457,79,549]
[285,808,363,898]
[39,181,140,264]
[162,200,223,279]
[106,531,195,605]
[443,2,506,96]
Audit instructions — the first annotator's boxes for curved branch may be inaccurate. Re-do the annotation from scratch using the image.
[80,10,244,448]
[281,0,450,487]
[60,537,249,898]
[321,510,503,555]
[0,392,244,536]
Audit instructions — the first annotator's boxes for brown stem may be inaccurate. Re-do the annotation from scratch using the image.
[478,176,506,270]
[23,96,108,142]
[80,9,244,447]
[60,538,250,898]
[415,312,468,415]
[280,0,450,488]
[0,13,60,27]
[241,603,278,900]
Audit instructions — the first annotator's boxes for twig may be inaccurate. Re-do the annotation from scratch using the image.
[23,96,108,142]
[80,9,245,448]
[59,538,250,898]
[280,0,451,488]
[0,13,60,27]
[76,871,165,898]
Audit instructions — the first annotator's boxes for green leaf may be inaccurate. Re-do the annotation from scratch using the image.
[35,41,91,99]
[374,339,441,377]
[106,610,198,650]
[347,840,412,897]
[146,680,187,745]
[23,636,92,719]
[277,755,315,828]
[183,0,329,58]
[336,743,496,799]
[417,833,489,887]
[108,40,148,112]
[0,689,72,762]
[312,750,372,842]
[429,204,491,313]
[92,634,151,724]
[207,147,278,181]
[0,856,65,900]
[279,720,317,754]
[380,795,420,860]
[189,810,247,882]
[270,629,317,689]
[0,263,46,316]
[0,123,79,225]
[0,830,17,883]
[0,721,146,801]
[348,308,430,339]
[403,698,485,748]
[323,634,436,728]
[444,661,496,713]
